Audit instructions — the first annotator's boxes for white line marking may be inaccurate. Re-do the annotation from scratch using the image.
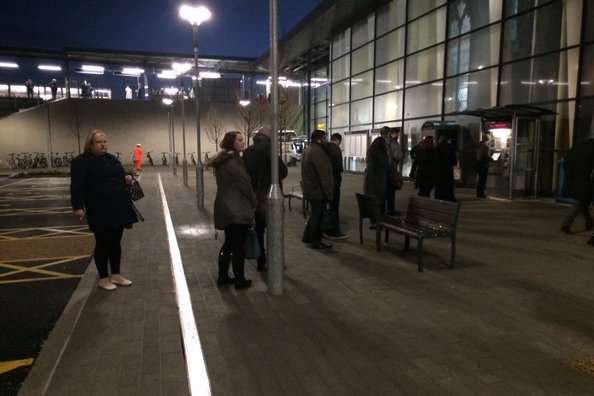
[158,173,211,396]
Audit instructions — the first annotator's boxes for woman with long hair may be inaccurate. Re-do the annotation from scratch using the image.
[70,130,138,290]
[207,131,256,289]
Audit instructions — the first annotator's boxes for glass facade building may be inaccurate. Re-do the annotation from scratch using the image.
[303,0,593,195]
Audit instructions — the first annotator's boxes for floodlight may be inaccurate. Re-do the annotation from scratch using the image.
[0,62,19,69]
[179,5,212,26]
[38,64,62,72]
[199,71,220,79]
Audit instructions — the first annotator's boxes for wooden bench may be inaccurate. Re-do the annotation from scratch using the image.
[285,183,308,218]
[376,196,460,272]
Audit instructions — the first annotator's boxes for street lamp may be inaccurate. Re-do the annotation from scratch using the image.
[179,4,211,210]
[162,98,177,176]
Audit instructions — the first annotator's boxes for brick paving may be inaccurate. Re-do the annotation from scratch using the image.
[24,167,594,396]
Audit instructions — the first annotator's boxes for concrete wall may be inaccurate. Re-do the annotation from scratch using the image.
[0,98,243,168]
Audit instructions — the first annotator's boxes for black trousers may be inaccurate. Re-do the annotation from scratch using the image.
[92,227,124,279]
[418,184,433,198]
[254,210,266,264]
[562,200,593,229]
[219,224,250,280]
[386,181,396,213]
[326,186,343,236]
[476,167,488,197]
[303,200,326,245]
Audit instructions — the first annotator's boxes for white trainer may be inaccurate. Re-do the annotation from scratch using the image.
[98,278,117,291]
[110,275,132,287]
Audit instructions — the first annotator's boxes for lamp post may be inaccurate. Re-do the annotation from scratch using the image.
[162,98,176,176]
[173,62,192,186]
[180,4,211,210]
[267,0,284,295]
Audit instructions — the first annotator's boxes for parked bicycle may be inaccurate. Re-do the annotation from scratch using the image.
[189,152,197,166]
[161,152,168,166]
[146,151,154,166]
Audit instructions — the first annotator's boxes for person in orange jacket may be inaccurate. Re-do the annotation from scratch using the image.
[133,144,143,175]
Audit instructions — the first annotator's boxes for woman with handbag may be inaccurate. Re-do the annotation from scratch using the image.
[70,129,138,291]
[207,131,256,290]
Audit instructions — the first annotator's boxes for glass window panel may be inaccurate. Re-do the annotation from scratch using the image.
[314,118,327,132]
[312,67,327,80]
[351,71,373,101]
[331,54,350,82]
[375,27,405,66]
[505,0,536,16]
[375,59,405,94]
[576,97,594,143]
[580,44,594,97]
[332,103,349,127]
[332,28,351,60]
[351,98,372,125]
[503,0,582,62]
[409,0,446,20]
[313,84,328,102]
[331,81,350,105]
[376,0,406,36]
[586,1,594,42]
[444,68,498,113]
[448,0,502,38]
[315,101,327,118]
[406,45,444,86]
[407,7,446,53]
[352,14,375,49]
[352,43,374,75]
[374,91,403,122]
[404,83,443,118]
[499,48,580,105]
[447,24,500,76]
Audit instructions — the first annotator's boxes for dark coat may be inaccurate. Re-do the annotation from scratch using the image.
[243,134,288,195]
[301,142,334,201]
[565,139,594,202]
[415,144,437,186]
[70,153,138,232]
[363,137,389,202]
[208,151,256,230]
[325,142,343,188]
[434,141,457,201]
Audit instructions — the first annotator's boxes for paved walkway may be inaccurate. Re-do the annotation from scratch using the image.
[19,168,594,395]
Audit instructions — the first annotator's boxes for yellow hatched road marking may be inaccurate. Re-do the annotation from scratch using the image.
[0,255,90,284]
[0,358,34,375]
[0,274,82,285]
[0,226,91,240]
[0,207,72,216]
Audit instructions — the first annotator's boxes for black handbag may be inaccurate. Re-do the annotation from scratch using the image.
[244,229,261,260]
[129,178,144,201]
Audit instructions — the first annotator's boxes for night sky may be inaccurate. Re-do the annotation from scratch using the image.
[1,0,322,58]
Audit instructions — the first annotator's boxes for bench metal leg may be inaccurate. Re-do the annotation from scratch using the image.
[359,219,363,244]
[417,238,424,272]
[302,199,307,219]
[376,226,382,251]
[450,234,456,269]
[404,235,410,250]
[288,197,292,212]
[385,229,389,243]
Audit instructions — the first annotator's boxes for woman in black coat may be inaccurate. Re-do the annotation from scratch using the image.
[70,130,138,291]
[364,128,390,216]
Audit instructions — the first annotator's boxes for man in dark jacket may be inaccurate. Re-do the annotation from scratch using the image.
[476,136,490,198]
[561,137,594,234]
[243,127,288,270]
[324,133,348,240]
[302,130,334,249]
[416,136,436,197]
[386,127,403,215]
[364,127,391,218]
[434,135,457,202]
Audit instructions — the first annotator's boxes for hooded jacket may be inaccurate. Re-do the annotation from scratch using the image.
[207,151,256,230]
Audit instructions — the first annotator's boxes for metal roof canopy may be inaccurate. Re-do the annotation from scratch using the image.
[460,105,557,120]
[0,46,258,74]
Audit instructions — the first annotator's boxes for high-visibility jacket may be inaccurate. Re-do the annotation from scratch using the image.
[133,147,143,163]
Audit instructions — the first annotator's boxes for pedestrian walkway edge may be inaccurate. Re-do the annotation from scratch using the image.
[17,259,96,396]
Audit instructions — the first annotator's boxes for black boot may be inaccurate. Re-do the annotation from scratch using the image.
[231,252,251,290]
[257,255,267,272]
[217,247,234,287]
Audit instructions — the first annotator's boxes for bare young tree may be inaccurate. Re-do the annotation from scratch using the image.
[205,106,224,152]
[237,96,267,146]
